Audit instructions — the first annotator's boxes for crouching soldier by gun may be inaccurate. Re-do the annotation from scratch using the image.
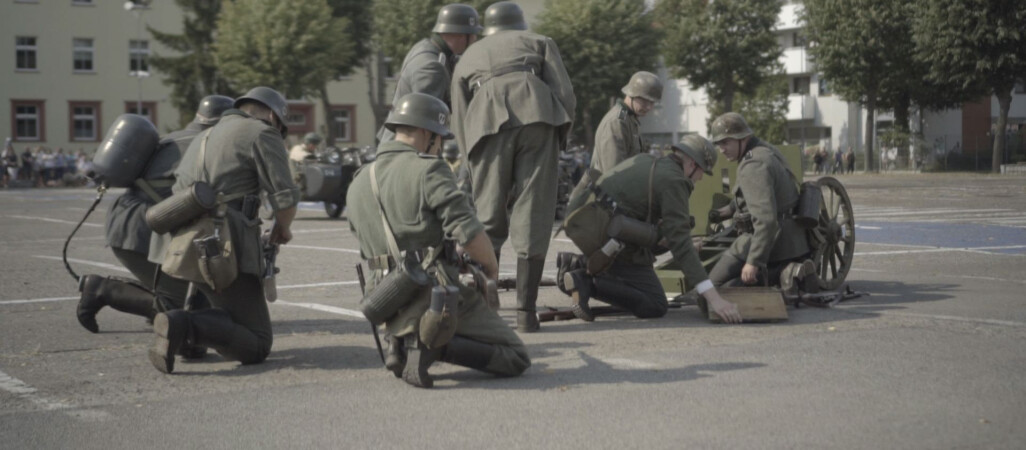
[78,95,233,343]
[560,135,742,324]
[146,87,299,374]
[347,93,530,388]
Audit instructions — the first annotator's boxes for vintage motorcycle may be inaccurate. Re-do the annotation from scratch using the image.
[294,145,377,218]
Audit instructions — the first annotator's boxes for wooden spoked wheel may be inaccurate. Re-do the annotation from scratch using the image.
[812,177,855,291]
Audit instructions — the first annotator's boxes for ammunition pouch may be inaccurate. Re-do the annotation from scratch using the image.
[418,285,460,349]
[563,201,614,256]
[733,213,754,234]
[360,254,432,325]
[145,182,217,235]
[161,214,236,291]
[195,228,238,292]
[793,182,822,228]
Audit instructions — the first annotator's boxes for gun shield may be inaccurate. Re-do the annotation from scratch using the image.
[145,182,216,234]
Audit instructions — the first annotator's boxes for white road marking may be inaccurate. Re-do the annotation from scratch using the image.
[855,245,1026,256]
[0,281,360,305]
[856,208,1013,218]
[291,228,351,234]
[0,296,79,305]
[7,215,103,228]
[284,244,361,254]
[0,236,105,244]
[33,255,130,273]
[279,281,360,289]
[854,225,882,230]
[554,238,574,244]
[841,309,1026,328]
[274,300,365,319]
[0,369,74,411]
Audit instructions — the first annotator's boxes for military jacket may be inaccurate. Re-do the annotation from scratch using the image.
[730,138,809,267]
[590,102,644,173]
[346,140,483,261]
[106,122,204,253]
[588,154,708,285]
[377,36,455,143]
[450,30,576,155]
[171,110,299,276]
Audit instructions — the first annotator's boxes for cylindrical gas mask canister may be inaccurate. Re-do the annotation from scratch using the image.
[145,182,217,234]
[607,214,659,248]
[360,257,431,325]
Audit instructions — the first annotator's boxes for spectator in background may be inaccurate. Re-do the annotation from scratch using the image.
[2,138,19,187]
[54,148,68,183]
[39,147,55,186]
[813,148,824,174]
[846,147,855,173]
[75,151,94,186]
[833,148,843,174]
[19,147,34,182]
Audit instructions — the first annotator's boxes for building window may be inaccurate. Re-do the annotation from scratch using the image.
[73,38,94,72]
[792,76,811,95]
[16,37,37,70]
[330,105,356,143]
[285,104,314,135]
[792,32,806,48]
[818,77,831,96]
[129,40,149,73]
[125,101,157,127]
[11,100,45,142]
[69,101,101,141]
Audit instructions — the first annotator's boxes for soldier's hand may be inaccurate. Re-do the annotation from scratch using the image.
[270,225,292,245]
[709,297,742,324]
[741,263,760,284]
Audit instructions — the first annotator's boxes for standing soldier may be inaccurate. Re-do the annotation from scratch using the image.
[707,112,812,287]
[377,3,483,143]
[451,1,576,332]
[589,71,662,173]
[77,95,233,336]
[148,87,299,374]
[290,132,322,162]
[347,93,530,388]
[562,136,741,324]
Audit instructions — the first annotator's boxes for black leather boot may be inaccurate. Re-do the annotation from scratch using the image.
[440,336,497,374]
[402,335,442,388]
[516,258,544,332]
[556,252,586,296]
[77,275,157,333]
[148,309,190,374]
[563,269,595,321]
[384,334,405,378]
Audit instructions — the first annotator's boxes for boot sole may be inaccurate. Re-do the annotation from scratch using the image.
[402,346,434,388]
[563,273,595,322]
[149,313,183,374]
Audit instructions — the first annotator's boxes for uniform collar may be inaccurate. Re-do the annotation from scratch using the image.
[429,34,456,61]
[618,100,637,117]
[741,137,762,159]
[376,140,420,155]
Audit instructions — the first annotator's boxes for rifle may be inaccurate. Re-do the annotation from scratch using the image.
[261,220,280,303]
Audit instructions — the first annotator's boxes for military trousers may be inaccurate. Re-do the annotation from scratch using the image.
[195,274,273,364]
[589,259,669,319]
[468,122,560,259]
[708,251,807,287]
[111,247,189,311]
[384,280,530,377]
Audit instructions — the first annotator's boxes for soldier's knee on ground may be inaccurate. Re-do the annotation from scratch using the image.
[633,301,668,319]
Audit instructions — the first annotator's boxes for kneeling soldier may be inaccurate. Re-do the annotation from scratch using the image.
[347,93,530,388]
[562,135,742,324]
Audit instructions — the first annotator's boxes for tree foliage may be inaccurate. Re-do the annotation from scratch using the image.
[148,0,237,129]
[536,0,660,146]
[326,0,373,77]
[372,0,491,72]
[914,0,1026,172]
[214,0,354,100]
[709,71,788,145]
[656,0,782,113]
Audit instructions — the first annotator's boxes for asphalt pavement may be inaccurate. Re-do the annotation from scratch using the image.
[1,172,1025,449]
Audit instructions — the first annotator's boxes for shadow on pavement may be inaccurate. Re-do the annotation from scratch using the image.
[173,344,381,376]
[835,280,957,311]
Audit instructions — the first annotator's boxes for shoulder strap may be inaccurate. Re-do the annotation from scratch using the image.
[369,162,403,259]
[192,129,247,205]
[133,178,165,203]
[646,156,659,224]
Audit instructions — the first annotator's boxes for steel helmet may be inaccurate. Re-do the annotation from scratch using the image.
[303,132,322,144]
[433,4,483,35]
[672,134,718,175]
[442,141,460,161]
[234,87,289,137]
[710,112,753,143]
[483,1,527,36]
[384,93,454,139]
[194,95,234,126]
[621,71,663,103]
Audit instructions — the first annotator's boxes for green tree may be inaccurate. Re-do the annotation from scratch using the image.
[536,0,660,146]
[214,0,354,134]
[802,0,914,172]
[148,0,237,129]
[914,0,1026,173]
[709,71,788,145]
[656,0,782,114]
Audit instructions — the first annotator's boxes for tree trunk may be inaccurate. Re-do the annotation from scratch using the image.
[582,108,595,149]
[993,89,1012,173]
[364,51,390,143]
[864,95,876,172]
[893,94,911,169]
[722,89,735,113]
[319,87,334,144]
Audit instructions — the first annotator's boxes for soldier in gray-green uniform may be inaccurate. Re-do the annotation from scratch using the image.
[77,95,233,335]
[588,71,662,173]
[451,1,576,332]
[377,3,482,143]
[147,87,300,374]
[562,136,742,323]
[348,93,529,388]
[707,112,811,286]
